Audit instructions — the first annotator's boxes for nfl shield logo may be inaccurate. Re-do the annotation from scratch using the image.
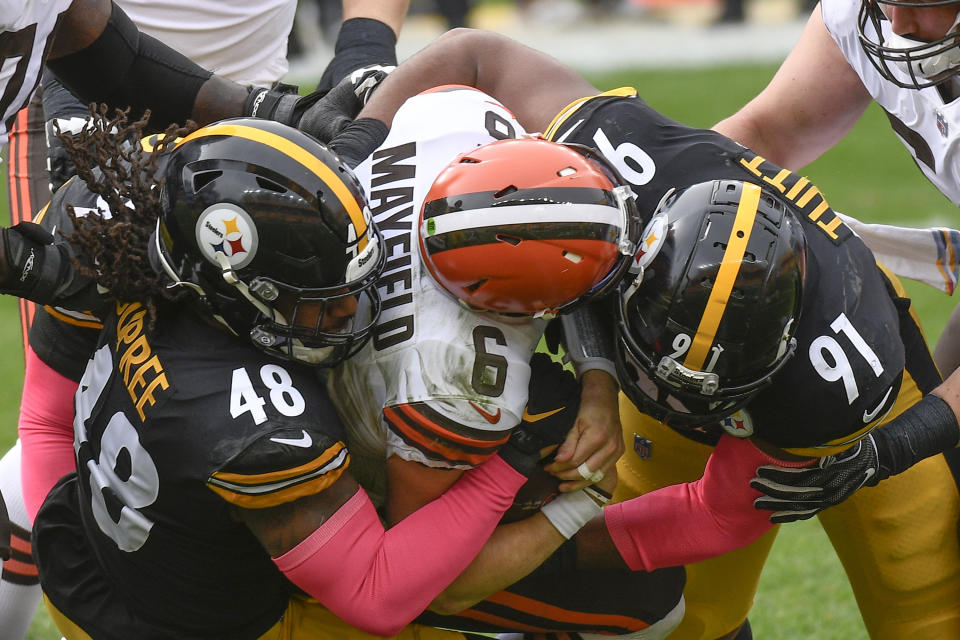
[633,434,652,459]
[937,110,949,138]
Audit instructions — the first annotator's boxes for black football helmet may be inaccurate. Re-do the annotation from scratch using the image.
[152,118,384,366]
[615,180,806,430]
[858,0,960,88]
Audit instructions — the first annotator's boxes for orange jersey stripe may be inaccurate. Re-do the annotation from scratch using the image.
[8,109,35,355]
[486,590,650,630]
[8,108,30,224]
[395,403,511,448]
[2,556,39,578]
[385,404,507,466]
[386,410,491,466]
[451,608,545,632]
[9,532,31,555]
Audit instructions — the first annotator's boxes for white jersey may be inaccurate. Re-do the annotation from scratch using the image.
[117,0,293,87]
[329,87,546,483]
[0,0,291,157]
[823,0,960,205]
[0,0,73,151]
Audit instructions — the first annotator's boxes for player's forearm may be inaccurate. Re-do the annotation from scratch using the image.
[932,366,960,447]
[384,454,462,525]
[356,28,587,133]
[48,2,246,133]
[604,435,806,570]
[428,512,565,615]
[272,455,526,636]
[354,29,484,128]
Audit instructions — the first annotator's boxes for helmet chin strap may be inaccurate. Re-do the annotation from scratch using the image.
[885,10,960,79]
[213,251,336,364]
[214,251,274,319]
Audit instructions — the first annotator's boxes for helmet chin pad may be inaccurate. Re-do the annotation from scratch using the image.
[884,12,960,79]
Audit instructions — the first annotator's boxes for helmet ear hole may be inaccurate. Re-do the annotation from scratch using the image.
[465,279,487,293]
[256,177,285,193]
[493,185,517,199]
[192,170,221,192]
[496,234,521,246]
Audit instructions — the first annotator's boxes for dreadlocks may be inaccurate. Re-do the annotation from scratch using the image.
[58,104,195,318]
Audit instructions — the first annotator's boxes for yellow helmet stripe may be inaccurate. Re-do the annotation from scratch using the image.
[544,87,638,140]
[175,123,369,251]
[683,182,762,371]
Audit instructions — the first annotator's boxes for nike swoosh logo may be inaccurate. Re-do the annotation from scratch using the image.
[862,386,893,423]
[522,407,564,423]
[856,467,876,491]
[469,402,502,424]
[270,430,313,448]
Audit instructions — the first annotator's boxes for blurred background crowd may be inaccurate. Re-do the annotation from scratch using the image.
[285,0,818,82]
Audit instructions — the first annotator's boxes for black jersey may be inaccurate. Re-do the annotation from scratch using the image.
[27,174,110,380]
[33,301,351,639]
[546,91,941,450]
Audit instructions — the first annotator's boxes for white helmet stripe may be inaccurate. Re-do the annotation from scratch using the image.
[423,202,622,236]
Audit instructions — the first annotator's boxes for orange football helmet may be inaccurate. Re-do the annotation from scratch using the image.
[418,136,640,316]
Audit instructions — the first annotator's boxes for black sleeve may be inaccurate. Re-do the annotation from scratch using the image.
[45,2,211,132]
[315,17,398,94]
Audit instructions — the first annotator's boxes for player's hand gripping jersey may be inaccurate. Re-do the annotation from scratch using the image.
[328,87,548,481]
[546,91,941,452]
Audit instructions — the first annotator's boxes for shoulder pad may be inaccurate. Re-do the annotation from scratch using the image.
[207,428,350,509]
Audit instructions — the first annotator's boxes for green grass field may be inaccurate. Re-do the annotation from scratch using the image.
[1,61,954,639]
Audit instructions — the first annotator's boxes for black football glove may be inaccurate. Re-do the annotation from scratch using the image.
[0,222,79,304]
[41,72,91,192]
[327,118,389,169]
[499,353,583,477]
[750,435,884,524]
[244,65,395,143]
[46,116,94,193]
[521,352,583,449]
[751,393,959,524]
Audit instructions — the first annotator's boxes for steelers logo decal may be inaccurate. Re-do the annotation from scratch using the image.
[721,409,754,438]
[196,203,259,269]
[631,213,667,276]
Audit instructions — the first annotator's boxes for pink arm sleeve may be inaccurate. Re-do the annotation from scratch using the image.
[273,454,526,636]
[605,434,812,571]
[18,348,78,523]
